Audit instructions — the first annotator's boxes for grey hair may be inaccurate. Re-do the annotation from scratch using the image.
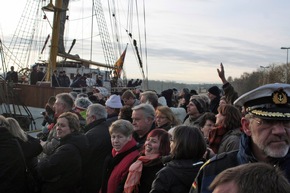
[87,104,108,119]
[56,93,74,111]
[132,103,155,119]
[6,117,28,142]
[140,91,158,108]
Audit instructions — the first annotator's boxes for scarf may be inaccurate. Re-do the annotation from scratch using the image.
[123,153,160,193]
[208,126,228,154]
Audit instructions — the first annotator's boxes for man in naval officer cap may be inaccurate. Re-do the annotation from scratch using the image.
[189,83,290,193]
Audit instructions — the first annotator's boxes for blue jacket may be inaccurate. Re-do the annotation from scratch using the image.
[190,134,290,193]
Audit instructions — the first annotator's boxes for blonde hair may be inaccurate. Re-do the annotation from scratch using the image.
[6,117,28,142]
[156,106,181,126]
[109,119,133,137]
[58,112,80,132]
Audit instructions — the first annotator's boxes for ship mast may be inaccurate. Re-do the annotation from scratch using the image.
[43,0,62,82]
[43,0,116,84]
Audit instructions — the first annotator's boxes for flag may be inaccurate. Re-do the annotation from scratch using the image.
[114,45,127,78]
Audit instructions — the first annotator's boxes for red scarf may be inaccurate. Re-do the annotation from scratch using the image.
[208,126,228,154]
[124,153,160,193]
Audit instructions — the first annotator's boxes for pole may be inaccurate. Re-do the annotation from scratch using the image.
[287,49,289,84]
[281,47,290,84]
[260,66,269,85]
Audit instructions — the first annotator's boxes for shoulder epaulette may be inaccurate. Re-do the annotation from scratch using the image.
[203,150,238,166]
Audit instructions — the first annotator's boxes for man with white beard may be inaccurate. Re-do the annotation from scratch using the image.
[190,83,290,193]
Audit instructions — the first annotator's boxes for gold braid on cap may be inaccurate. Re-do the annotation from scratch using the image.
[245,88,290,118]
[250,109,290,118]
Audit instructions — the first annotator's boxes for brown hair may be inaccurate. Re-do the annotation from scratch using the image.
[210,162,290,193]
[122,89,136,99]
[171,125,206,160]
[217,104,242,130]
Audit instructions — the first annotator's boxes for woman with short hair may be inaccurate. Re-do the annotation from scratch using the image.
[101,120,139,193]
[124,129,170,193]
[37,112,89,193]
[150,125,207,193]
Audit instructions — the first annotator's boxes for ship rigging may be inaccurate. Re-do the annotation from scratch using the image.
[2,0,148,88]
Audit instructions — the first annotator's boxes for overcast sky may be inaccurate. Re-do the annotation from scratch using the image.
[1,0,290,84]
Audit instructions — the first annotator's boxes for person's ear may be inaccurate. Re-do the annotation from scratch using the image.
[241,117,251,136]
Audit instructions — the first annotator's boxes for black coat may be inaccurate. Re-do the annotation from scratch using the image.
[18,134,43,190]
[150,159,204,193]
[82,119,112,193]
[19,135,43,170]
[139,159,164,193]
[37,133,89,193]
[0,127,27,193]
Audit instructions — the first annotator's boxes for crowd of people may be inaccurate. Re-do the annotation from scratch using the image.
[1,63,290,193]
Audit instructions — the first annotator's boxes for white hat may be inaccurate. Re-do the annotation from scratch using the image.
[105,94,123,109]
[234,83,290,120]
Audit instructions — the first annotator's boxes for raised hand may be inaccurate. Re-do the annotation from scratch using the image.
[217,63,227,83]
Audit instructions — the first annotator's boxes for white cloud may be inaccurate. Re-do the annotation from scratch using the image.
[1,0,290,84]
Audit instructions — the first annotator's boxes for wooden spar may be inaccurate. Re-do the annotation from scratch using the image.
[57,53,116,69]
[45,0,62,82]
[44,0,116,81]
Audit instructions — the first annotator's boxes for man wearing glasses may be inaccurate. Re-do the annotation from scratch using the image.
[190,83,290,193]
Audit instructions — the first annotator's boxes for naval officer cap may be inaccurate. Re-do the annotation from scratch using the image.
[234,83,290,120]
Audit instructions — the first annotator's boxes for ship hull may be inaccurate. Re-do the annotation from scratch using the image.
[14,83,72,108]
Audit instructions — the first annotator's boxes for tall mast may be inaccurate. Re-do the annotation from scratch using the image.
[45,0,62,82]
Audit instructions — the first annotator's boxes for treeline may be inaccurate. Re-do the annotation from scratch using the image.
[230,63,287,96]
[144,62,287,96]
[144,80,222,94]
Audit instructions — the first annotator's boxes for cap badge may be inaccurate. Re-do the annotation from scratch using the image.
[272,89,287,104]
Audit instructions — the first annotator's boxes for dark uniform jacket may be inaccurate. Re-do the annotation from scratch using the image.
[150,159,204,193]
[37,133,89,193]
[190,134,290,193]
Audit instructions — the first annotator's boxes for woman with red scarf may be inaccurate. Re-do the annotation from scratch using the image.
[100,120,139,193]
[124,129,170,193]
[208,104,242,154]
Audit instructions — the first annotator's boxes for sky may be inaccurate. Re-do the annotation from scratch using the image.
[1,0,290,84]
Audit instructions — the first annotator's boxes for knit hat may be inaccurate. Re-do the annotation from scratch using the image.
[190,97,207,113]
[208,86,220,97]
[105,94,123,109]
[74,97,93,110]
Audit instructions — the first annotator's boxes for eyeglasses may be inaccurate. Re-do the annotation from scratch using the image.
[252,117,290,128]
